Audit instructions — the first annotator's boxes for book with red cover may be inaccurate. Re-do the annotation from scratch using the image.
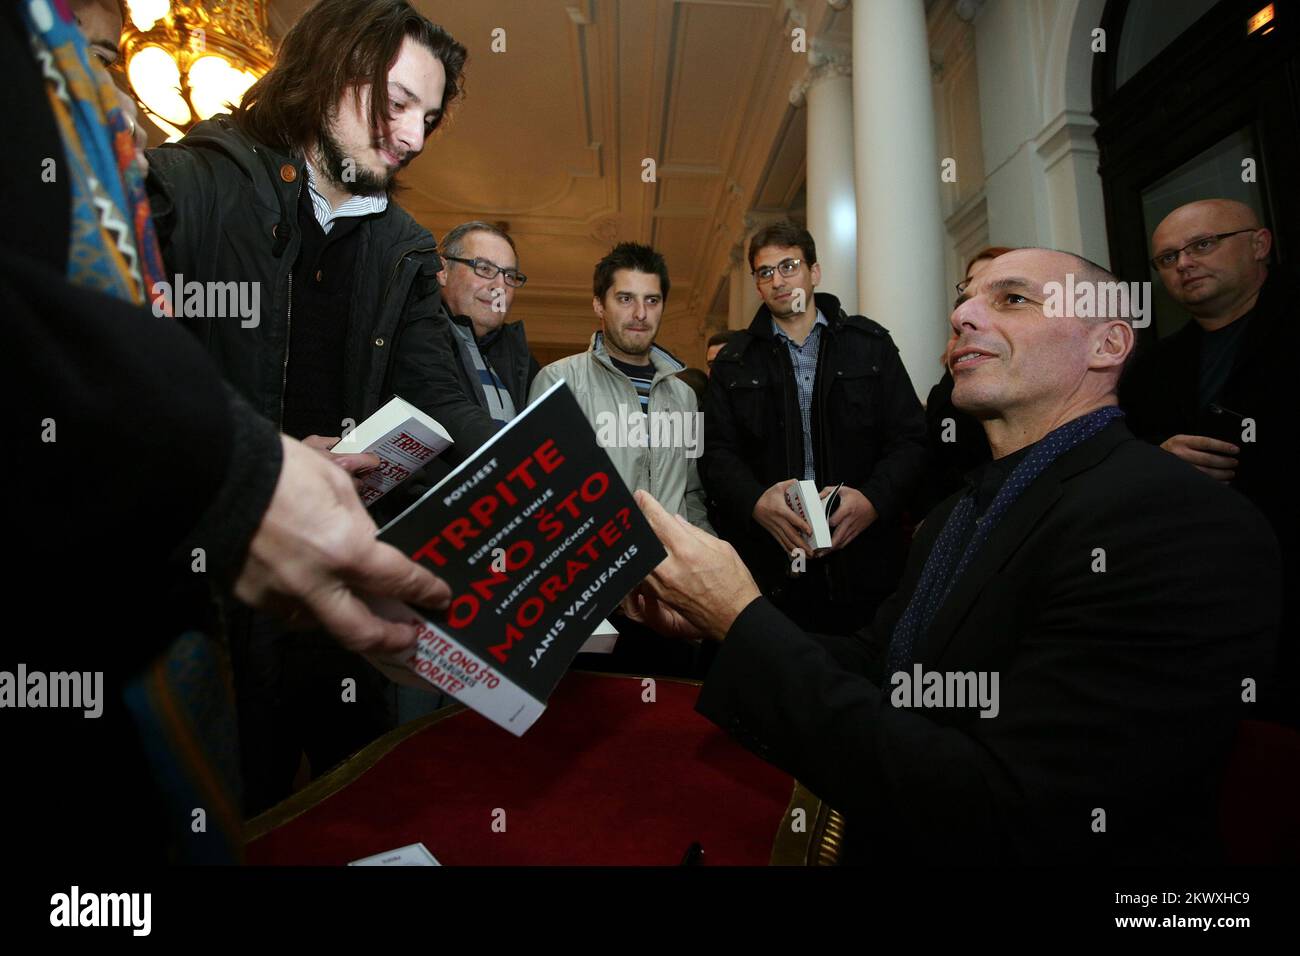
[372,381,666,734]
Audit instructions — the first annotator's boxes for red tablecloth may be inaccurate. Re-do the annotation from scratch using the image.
[247,672,799,865]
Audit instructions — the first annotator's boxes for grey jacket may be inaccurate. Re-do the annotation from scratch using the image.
[530,333,713,533]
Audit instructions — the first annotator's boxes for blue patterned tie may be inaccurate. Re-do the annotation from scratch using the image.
[885,406,1125,677]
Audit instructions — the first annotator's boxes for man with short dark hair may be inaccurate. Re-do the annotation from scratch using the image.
[628,247,1278,864]
[529,242,710,532]
[1121,198,1297,726]
[703,220,928,635]
[437,221,538,424]
[145,0,489,812]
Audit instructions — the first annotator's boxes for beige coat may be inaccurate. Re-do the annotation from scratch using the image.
[529,333,713,533]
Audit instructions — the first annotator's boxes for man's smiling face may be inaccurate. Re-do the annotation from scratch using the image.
[947,249,1099,420]
[751,244,819,319]
[318,36,446,196]
[438,231,519,337]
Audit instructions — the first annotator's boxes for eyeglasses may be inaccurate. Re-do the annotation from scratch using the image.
[752,257,803,283]
[444,255,528,288]
[1149,229,1258,270]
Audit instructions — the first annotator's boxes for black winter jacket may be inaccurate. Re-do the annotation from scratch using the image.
[702,293,928,601]
[1120,266,1298,725]
[145,116,498,461]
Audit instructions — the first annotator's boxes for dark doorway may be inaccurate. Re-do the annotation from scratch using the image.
[1093,0,1300,343]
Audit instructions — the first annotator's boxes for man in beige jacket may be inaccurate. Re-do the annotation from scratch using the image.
[529,242,713,534]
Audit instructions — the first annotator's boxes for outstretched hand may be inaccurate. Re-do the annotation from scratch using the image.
[234,435,452,655]
[632,490,762,641]
[621,585,706,641]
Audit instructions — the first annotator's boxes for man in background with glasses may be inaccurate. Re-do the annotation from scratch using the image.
[1121,197,1297,728]
[437,221,539,427]
[702,220,927,636]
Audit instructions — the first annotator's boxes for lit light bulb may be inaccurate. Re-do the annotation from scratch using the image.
[125,0,170,33]
[127,45,191,127]
[189,55,259,120]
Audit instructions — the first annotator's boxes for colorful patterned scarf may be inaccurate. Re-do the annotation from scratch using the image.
[22,0,168,308]
[22,0,240,861]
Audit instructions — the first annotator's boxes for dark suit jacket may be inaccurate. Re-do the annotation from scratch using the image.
[697,420,1279,863]
[1120,266,1298,726]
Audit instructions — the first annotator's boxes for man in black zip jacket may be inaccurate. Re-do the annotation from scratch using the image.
[145,0,498,812]
[2,0,451,861]
[703,221,928,635]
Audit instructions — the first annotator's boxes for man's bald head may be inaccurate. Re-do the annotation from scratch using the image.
[948,248,1135,445]
[1150,199,1270,324]
[1157,199,1261,236]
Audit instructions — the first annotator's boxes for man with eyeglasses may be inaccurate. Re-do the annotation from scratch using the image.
[1121,197,1297,728]
[625,247,1278,863]
[436,221,539,427]
[702,220,928,636]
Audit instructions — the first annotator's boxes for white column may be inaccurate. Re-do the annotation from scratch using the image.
[792,53,858,311]
[728,248,762,330]
[728,258,746,330]
[852,0,949,395]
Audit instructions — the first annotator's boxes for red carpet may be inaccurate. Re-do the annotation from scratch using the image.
[247,672,798,865]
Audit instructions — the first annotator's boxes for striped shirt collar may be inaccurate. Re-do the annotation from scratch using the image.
[303,160,388,234]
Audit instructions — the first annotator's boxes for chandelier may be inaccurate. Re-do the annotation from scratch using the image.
[120,0,274,139]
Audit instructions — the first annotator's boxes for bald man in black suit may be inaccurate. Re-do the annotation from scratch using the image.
[625,248,1279,864]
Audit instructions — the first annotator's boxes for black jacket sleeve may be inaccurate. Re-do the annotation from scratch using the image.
[700,359,769,533]
[6,253,282,660]
[145,143,219,277]
[526,352,541,396]
[697,487,1279,862]
[698,597,1009,856]
[390,298,500,465]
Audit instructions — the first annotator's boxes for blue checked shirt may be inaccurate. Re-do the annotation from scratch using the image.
[773,310,828,481]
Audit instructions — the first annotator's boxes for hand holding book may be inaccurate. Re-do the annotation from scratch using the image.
[301,434,381,492]
[753,479,813,555]
[824,485,878,550]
